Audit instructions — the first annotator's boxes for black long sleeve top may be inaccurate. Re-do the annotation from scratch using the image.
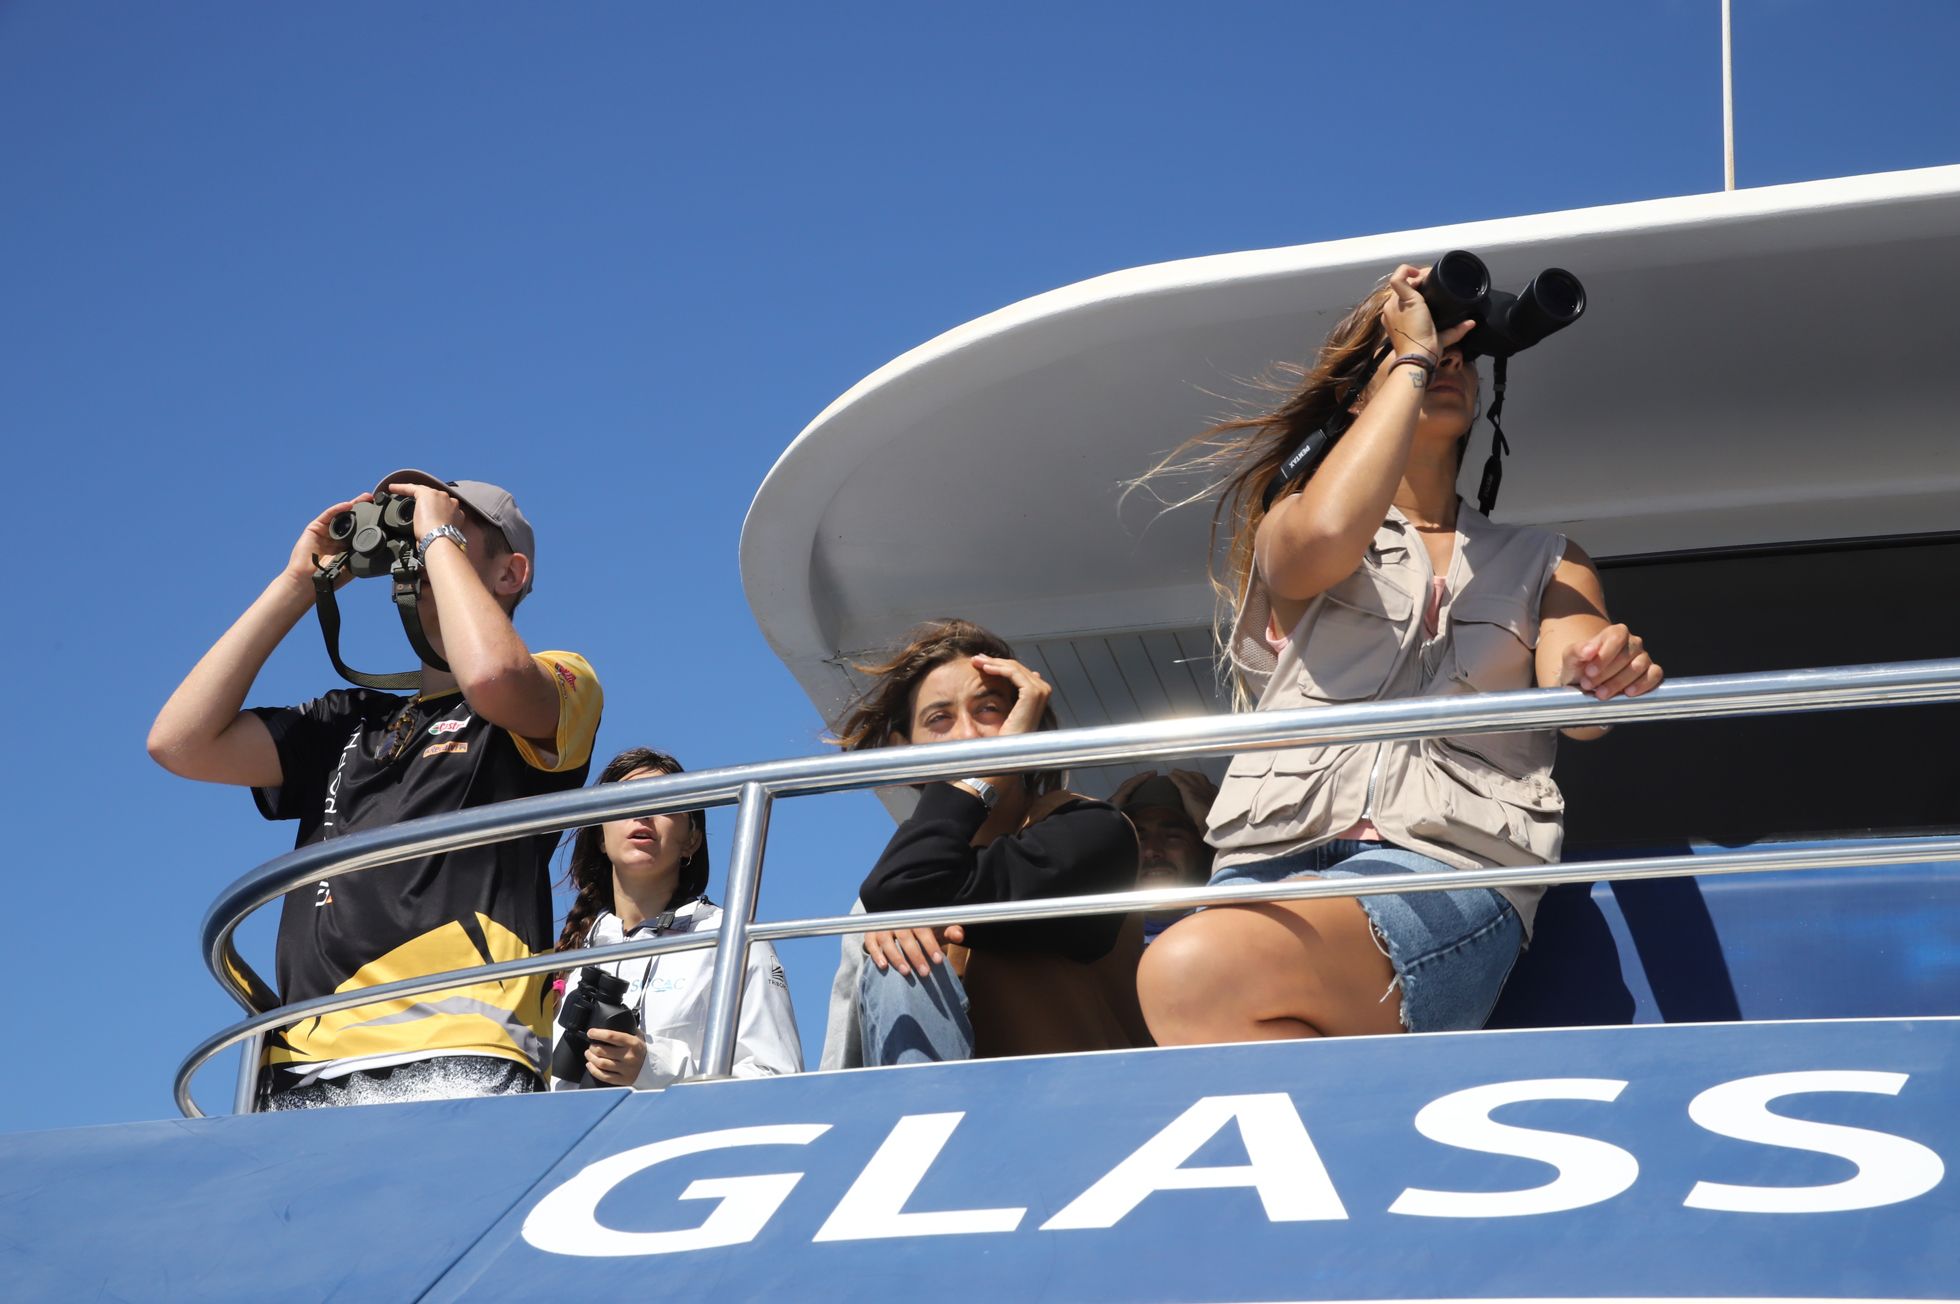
[858,783,1139,962]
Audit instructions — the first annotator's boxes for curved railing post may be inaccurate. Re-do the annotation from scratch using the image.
[231,1034,262,1115]
[696,780,773,1080]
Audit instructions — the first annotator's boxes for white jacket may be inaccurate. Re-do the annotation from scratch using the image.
[818,899,869,1070]
[550,898,803,1089]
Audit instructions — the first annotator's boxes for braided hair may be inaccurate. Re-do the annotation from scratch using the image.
[554,747,711,956]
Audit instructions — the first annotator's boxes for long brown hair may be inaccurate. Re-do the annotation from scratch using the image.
[1132,281,1483,703]
[830,617,1064,795]
[555,747,710,955]
[1134,285,1396,627]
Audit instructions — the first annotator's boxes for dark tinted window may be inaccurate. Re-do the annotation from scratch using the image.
[1557,536,1960,849]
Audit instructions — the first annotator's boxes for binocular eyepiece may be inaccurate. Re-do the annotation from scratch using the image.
[325,491,419,579]
[1420,249,1585,359]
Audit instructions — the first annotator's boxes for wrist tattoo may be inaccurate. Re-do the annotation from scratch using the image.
[1388,352,1437,389]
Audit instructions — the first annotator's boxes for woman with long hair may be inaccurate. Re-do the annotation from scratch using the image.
[550,746,801,1088]
[819,618,1148,1067]
[1137,263,1662,1042]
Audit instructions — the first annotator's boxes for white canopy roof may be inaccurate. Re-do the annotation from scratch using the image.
[743,165,1960,726]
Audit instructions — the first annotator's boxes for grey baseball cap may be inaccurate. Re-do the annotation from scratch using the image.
[373,469,537,595]
[1119,774,1186,815]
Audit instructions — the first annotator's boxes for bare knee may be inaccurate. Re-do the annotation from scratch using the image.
[1138,898,1400,1045]
[1138,912,1286,1045]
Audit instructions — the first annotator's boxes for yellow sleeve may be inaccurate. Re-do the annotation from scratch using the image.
[513,651,603,773]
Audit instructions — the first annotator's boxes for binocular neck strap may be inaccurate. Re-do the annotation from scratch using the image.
[310,555,449,691]
[390,566,452,677]
[1476,355,1512,517]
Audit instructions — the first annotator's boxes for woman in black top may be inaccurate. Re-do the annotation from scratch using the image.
[827,618,1144,1066]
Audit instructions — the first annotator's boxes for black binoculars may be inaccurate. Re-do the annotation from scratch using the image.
[1420,250,1585,359]
[326,491,419,579]
[550,967,639,1089]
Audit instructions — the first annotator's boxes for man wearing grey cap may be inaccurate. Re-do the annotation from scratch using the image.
[1112,769,1218,942]
[150,471,603,1108]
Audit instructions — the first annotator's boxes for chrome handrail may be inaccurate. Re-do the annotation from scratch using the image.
[174,832,1960,1117]
[175,658,1960,1117]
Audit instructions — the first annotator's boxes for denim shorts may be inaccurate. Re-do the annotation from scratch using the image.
[1207,839,1523,1033]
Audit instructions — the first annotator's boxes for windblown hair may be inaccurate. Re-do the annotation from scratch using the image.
[555,747,710,956]
[1128,279,1478,703]
[1132,285,1397,630]
[830,617,1064,796]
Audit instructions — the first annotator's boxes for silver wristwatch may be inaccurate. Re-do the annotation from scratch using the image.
[416,524,469,561]
[956,777,998,809]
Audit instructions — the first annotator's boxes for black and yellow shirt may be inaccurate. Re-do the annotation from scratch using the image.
[250,652,602,1087]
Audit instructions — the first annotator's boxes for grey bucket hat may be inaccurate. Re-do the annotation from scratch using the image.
[373,469,537,596]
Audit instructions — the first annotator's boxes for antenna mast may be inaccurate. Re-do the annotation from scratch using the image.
[1721,0,1736,190]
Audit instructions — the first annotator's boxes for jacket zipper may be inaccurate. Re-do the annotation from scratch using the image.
[1361,743,1388,821]
[1362,516,1441,823]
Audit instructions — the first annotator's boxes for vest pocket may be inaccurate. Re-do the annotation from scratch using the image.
[1448,591,1538,694]
[1407,739,1563,864]
[1296,572,1414,701]
[1209,743,1348,835]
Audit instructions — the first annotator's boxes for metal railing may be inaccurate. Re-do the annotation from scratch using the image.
[175,657,1960,1118]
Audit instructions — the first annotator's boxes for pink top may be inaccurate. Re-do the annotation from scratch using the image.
[1270,577,1449,843]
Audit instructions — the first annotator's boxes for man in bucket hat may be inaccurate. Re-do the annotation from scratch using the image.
[150,470,602,1108]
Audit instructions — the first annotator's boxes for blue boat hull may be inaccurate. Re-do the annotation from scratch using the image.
[5,1017,1955,1301]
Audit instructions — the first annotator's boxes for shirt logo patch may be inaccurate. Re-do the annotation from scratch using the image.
[645,977,689,995]
[422,740,471,758]
[551,661,577,691]
[429,717,470,736]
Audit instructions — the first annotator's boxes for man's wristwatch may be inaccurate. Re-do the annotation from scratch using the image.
[416,525,469,561]
[955,777,998,810]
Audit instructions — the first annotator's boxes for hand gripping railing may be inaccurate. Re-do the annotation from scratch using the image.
[175,657,1960,1117]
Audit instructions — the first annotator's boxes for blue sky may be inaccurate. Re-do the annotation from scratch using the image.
[2,1,1955,1132]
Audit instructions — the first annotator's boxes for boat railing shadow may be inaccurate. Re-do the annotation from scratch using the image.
[1488,859,1744,1029]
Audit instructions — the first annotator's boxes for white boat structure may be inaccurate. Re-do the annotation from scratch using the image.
[743,165,1959,754]
[3,166,1957,1302]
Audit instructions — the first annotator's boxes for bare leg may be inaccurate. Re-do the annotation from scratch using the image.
[1137,890,1401,1044]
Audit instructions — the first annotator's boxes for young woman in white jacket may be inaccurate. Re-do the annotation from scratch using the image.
[549,747,802,1088]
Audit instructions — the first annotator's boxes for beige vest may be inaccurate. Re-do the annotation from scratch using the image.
[1207,503,1567,935]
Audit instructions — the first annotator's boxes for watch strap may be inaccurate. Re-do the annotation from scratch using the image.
[416,524,468,561]
[956,777,998,809]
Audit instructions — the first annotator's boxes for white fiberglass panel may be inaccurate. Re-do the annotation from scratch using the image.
[744,166,1960,726]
